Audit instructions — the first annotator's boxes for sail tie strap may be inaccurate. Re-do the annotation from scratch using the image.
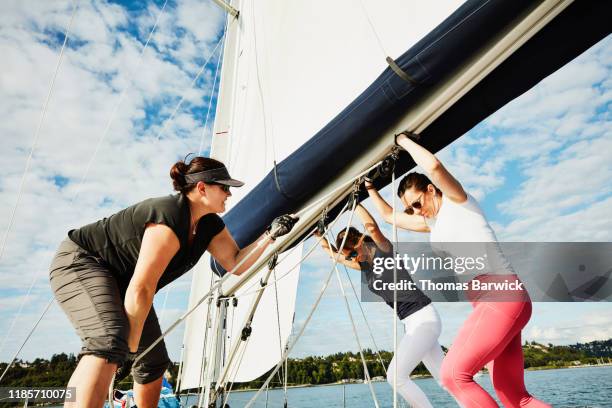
[386,56,419,85]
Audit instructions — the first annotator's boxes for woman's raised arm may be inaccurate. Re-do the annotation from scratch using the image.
[396,133,467,203]
[355,205,392,253]
[364,181,430,232]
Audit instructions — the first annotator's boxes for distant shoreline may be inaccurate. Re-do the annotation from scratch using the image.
[232,363,612,393]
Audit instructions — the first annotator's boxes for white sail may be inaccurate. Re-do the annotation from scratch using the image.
[180,0,465,390]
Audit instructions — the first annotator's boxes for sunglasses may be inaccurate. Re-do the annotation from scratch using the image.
[404,193,424,215]
[211,183,231,193]
[345,249,359,261]
[343,234,366,261]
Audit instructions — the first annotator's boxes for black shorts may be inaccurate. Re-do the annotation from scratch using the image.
[49,238,171,384]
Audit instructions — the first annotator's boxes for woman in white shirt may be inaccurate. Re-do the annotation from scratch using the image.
[365,133,549,408]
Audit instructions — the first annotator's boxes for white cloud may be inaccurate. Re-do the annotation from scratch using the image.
[0,0,224,362]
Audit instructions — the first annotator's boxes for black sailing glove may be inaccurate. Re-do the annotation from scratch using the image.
[268,215,299,240]
[115,352,137,383]
[364,156,396,184]
[363,167,381,184]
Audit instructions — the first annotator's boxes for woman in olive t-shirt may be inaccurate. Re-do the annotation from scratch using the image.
[49,156,294,407]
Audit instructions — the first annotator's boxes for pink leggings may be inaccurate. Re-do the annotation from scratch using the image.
[441,300,550,407]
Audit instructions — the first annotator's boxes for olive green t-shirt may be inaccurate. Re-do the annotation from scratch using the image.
[69,194,225,291]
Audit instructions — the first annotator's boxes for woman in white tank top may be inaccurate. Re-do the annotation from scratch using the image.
[365,133,549,408]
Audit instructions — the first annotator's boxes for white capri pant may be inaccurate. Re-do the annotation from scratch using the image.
[387,303,445,408]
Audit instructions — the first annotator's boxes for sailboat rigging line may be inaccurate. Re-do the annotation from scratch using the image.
[328,232,380,408]
[0,0,79,265]
[294,157,385,219]
[0,297,54,384]
[235,202,350,299]
[244,200,359,408]
[272,267,285,384]
[175,343,186,395]
[341,264,388,375]
[251,0,277,168]
[214,262,278,389]
[72,0,169,201]
[356,0,388,60]
[284,343,289,405]
[153,31,226,147]
[196,295,215,398]
[391,169,398,408]
[218,330,251,407]
[210,0,239,17]
[159,284,171,324]
[198,17,227,156]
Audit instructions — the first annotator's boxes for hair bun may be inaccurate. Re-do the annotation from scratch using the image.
[170,161,189,192]
[169,156,226,194]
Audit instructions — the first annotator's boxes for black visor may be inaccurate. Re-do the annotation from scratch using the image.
[184,166,244,187]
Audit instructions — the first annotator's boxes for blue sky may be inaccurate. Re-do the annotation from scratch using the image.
[0,0,610,365]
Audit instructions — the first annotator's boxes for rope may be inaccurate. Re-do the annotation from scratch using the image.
[250,0,277,167]
[271,267,287,401]
[327,232,380,408]
[391,170,399,408]
[219,315,252,407]
[196,295,215,398]
[341,264,387,375]
[357,0,388,60]
[152,32,226,146]
[0,0,79,265]
[198,17,227,155]
[244,200,359,408]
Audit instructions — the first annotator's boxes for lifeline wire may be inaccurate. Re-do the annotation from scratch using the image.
[0,298,54,383]
[391,169,399,408]
[341,263,388,375]
[0,0,79,264]
[327,232,380,408]
[244,199,359,408]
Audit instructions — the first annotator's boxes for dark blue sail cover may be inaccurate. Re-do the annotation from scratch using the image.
[212,0,611,275]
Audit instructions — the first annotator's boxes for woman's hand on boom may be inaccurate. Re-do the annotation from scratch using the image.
[395,132,467,204]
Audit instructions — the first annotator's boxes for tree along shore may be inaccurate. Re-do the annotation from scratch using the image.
[1,339,610,393]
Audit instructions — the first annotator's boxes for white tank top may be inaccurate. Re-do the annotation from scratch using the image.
[427,193,513,275]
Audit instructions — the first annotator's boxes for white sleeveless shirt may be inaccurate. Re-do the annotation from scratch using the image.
[427,194,513,275]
